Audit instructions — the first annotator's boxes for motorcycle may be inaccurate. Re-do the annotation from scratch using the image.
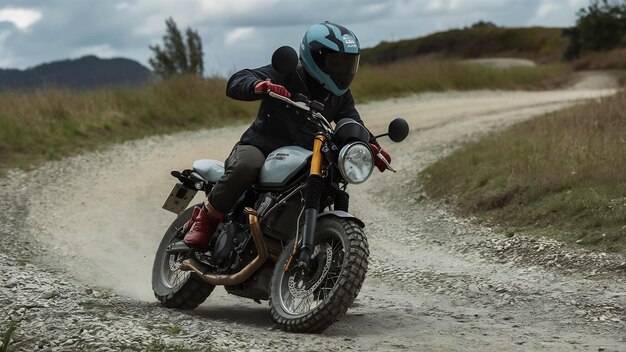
[151,46,409,333]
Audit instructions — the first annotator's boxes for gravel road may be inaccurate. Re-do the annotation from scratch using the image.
[1,72,624,351]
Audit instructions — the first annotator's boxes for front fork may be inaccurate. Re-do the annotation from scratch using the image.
[285,134,326,271]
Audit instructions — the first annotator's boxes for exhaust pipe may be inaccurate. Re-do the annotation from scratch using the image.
[179,208,268,286]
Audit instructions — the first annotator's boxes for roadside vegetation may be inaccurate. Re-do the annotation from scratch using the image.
[419,0,626,255]
[420,91,626,255]
[361,24,568,65]
[0,76,257,174]
[0,60,570,175]
[573,48,626,70]
[1,322,16,352]
[351,58,569,102]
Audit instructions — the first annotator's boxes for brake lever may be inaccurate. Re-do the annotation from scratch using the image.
[377,153,396,173]
[269,91,310,111]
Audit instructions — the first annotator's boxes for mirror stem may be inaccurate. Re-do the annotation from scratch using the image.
[373,133,389,139]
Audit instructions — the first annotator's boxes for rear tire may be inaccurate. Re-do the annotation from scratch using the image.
[152,205,214,310]
[269,218,369,333]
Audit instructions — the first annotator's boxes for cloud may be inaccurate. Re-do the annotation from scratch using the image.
[0,0,585,73]
[0,7,42,31]
[535,3,558,18]
[225,27,254,46]
[0,29,13,66]
[72,44,117,58]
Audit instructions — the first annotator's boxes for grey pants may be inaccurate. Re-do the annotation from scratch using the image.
[208,144,265,213]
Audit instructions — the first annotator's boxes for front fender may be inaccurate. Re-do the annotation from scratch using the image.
[317,210,365,228]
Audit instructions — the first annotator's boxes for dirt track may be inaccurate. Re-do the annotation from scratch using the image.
[1,72,624,351]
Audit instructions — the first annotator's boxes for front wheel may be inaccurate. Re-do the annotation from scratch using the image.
[269,218,369,333]
[152,205,214,310]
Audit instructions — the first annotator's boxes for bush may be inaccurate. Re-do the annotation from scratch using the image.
[564,0,626,60]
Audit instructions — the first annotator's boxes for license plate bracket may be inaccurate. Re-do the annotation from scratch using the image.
[162,183,197,214]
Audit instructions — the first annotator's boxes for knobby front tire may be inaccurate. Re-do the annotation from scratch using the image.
[269,218,369,333]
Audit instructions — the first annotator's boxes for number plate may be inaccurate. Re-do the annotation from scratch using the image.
[162,183,197,214]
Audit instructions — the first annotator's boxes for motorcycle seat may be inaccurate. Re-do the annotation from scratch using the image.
[192,159,225,183]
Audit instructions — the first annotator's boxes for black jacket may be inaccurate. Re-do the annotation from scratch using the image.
[226,64,365,156]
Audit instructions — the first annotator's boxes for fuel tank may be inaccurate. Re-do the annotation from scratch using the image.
[257,146,312,189]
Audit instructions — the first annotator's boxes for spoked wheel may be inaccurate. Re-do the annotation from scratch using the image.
[152,205,214,310]
[269,218,369,333]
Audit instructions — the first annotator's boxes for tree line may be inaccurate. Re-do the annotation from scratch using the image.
[564,0,626,59]
[147,1,626,78]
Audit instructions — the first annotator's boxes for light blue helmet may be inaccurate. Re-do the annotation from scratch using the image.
[299,22,360,96]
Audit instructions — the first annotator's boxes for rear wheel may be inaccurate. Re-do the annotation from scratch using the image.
[269,218,369,333]
[152,205,214,310]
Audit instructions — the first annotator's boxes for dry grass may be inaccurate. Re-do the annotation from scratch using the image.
[0,75,257,172]
[0,60,572,175]
[572,48,626,71]
[361,26,568,65]
[351,58,571,102]
[421,91,626,254]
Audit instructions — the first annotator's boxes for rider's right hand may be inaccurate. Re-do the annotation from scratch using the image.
[369,143,392,172]
[254,80,292,99]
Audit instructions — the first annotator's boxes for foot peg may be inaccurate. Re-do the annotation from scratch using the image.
[167,241,192,253]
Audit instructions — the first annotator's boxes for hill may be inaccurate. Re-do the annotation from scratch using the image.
[361,26,568,65]
[0,55,153,90]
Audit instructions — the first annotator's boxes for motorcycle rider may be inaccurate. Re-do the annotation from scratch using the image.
[181,22,392,252]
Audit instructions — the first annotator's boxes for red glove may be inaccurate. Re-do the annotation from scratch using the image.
[254,80,291,99]
[369,143,392,172]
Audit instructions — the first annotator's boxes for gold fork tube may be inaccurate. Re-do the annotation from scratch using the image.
[310,134,326,176]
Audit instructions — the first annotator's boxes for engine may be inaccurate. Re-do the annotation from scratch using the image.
[209,220,251,272]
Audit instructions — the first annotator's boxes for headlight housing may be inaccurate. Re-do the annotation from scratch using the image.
[338,142,374,184]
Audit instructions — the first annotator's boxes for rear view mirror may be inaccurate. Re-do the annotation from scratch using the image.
[271,46,298,75]
[388,118,409,142]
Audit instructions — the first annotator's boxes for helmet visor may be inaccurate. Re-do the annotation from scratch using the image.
[312,49,360,76]
[312,49,360,91]
[323,52,360,75]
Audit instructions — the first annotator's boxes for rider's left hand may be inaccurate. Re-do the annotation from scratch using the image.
[254,80,292,99]
[369,143,392,172]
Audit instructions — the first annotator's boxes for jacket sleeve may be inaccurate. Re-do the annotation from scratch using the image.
[225,65,281,101]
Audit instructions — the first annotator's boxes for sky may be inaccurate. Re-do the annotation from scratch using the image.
[0,0,589,76]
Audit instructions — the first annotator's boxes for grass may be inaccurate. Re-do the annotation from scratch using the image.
[351,58,570,102]
[1,322,16,352]
[361,26,568,65]
[420,91,626,255]
[0,60,571,176]
[572,48,626,71]
[0,75,257,174]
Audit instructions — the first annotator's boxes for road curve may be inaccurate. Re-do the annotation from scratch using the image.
[0,72,624,351]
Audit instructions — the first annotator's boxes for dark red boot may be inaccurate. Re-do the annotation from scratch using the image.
[183,201,224,252]
[182,206,201,233]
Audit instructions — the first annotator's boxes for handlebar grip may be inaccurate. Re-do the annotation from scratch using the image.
[294,93,309,103]
[310,100,324,112]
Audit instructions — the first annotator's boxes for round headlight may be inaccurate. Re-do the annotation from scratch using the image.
[338,142,374,184]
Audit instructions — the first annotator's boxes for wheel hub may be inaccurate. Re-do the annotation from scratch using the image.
[288,244,333,299]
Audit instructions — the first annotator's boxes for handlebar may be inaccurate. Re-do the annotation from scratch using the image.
[268,91,333,134]
[269,91,397,173]
[268,91,310,111]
